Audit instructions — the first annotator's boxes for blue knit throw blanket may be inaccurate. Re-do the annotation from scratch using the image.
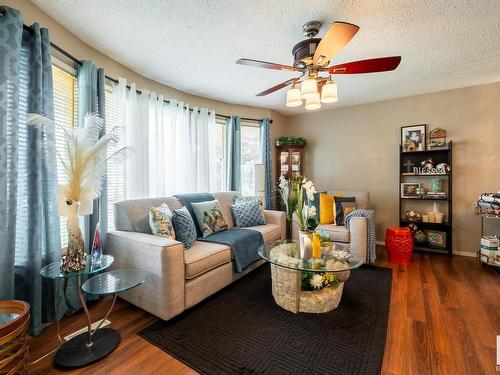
[175,193,263,272]
[344,209,376,264]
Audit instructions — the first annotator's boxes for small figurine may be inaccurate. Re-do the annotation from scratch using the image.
[436,163,451,173]
[421,158,434,170]
[405,210,422,222]
[403,159,415,173]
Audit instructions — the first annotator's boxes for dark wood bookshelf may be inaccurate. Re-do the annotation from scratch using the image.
[399,141,453,255]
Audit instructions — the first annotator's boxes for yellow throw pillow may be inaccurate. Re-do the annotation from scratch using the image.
[319,194,334,224]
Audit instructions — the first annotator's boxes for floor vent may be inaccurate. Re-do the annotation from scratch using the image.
[63,319,111,341]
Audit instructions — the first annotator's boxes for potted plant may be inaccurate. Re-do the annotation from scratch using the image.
[277,175,317,259]
[276,136,307,147]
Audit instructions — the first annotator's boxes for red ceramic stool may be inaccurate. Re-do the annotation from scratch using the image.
[385,227,414,264]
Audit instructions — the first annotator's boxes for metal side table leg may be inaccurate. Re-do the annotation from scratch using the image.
[54,276,120,368]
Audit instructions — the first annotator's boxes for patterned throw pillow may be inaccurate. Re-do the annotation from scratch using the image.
[232,194,266,223]
[334,197,357,225]
[231,201,266,228]
[191,200,228,238]
[149,203,175,239]
[172,207,197,249]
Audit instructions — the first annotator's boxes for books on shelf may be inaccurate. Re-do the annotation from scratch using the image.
[426,192,447,199]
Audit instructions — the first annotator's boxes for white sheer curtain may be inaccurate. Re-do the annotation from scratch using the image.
[111,79,216,201]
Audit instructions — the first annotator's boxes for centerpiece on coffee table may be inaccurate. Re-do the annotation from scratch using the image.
[258,240,364,313]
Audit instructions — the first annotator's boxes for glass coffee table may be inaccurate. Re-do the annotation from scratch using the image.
[40,256,147,367]
[258,240,364,313]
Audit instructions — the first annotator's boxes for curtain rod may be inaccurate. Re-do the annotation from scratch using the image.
[22,23,272,123]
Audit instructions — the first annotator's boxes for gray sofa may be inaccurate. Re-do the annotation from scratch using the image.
[292,191,371,261]
[106,191,286,321]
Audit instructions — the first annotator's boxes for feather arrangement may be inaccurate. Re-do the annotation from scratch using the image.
[27,112,127,203]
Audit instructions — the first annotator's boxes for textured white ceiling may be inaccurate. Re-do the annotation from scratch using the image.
[32,0,500,114]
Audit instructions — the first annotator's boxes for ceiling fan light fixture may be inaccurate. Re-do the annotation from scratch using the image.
[305,93,321,111]
[320,80,338,103]
[286,86,302,107]
[300,78,317,99]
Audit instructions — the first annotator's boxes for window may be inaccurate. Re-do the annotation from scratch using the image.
[240,121,262,196]
[52,63,78,248]
[105,85,127,232]
[212,117,262,195]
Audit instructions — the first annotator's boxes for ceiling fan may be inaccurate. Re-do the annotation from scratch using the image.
[236,21,401,110]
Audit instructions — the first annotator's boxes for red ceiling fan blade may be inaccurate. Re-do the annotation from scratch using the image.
[256,78,297,96]
[313,21,360,66]
[237,58,300,72]
[329,56,401,74]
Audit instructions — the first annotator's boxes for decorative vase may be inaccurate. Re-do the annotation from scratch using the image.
[299,230,313,260]
[61,200,86,273]
[433,202,444,223]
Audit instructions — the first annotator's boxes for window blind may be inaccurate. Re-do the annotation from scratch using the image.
[105,86,125,232]
[52,65,78,248]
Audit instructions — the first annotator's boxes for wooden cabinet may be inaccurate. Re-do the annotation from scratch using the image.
[275,145,304,210]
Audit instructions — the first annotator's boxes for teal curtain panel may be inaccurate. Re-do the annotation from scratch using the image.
[225,116,241,191]
[260,117,272,209]
[77,60,108,251]
[0,6,65,334]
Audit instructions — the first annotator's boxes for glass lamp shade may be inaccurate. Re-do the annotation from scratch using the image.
[320,81,338,103]
[300,78,318,99]
[286,87,302,107]
[305,93,321,111]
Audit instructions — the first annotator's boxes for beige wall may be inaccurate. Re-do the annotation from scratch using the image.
[285,82,500,255]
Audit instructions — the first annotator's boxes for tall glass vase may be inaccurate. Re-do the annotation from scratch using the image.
[61,201,86,272]
[299,230,313,260]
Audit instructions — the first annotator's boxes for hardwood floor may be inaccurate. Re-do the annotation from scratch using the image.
[29,247,499,375]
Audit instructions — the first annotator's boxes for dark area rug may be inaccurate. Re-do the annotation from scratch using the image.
[139,264,392,375]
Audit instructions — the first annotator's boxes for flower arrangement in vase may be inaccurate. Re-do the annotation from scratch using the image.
[28,113,126,273]
[277,175,317,259]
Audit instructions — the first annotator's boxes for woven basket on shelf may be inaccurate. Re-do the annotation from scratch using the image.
[0,301,30,375]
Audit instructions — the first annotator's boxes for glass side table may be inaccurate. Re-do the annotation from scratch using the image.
[40,255,113,367]
[53,268,147,368]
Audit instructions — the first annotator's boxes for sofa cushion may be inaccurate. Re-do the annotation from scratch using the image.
[315,224,350,243]
[212,191,238,228]
[149,203,175,239]
[231,201,266,228]
[171,206,197,249]
[184,241,231,279]
[334,197,357,226]
[326,191,369,210]
[191,200,228,238]
[244,223,281,244]
[114,197,182,233]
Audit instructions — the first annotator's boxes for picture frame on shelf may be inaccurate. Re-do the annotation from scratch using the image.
[401,182,421,198]
[425,230,447,248]
[401,124,426,152]
[428,127,447,149]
